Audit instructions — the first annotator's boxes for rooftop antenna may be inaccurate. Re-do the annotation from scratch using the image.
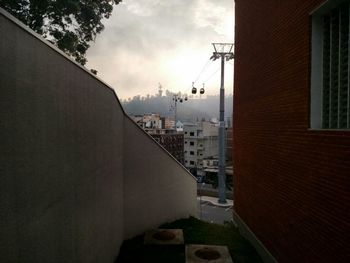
[158,83,163,97]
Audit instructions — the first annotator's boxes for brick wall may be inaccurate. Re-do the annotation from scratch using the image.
[233,0,350,262]
[151,133,184,164]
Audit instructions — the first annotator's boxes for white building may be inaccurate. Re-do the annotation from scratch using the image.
[176,120,184,132]
[142,113,162,129]
[183,121,218,176]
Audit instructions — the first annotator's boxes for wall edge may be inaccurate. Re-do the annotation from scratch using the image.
[233,210,278,263]
[0,7,127,116]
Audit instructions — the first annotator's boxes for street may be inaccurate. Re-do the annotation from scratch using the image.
[197,197,233,224]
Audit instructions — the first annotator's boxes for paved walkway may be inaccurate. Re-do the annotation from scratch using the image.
[197,196,234,224]
[198,196,234,208]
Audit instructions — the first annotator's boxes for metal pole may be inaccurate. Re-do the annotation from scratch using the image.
[200,183,202,219]
[174,95,177,130]
[218,54,227,203]
[210,43,233,204]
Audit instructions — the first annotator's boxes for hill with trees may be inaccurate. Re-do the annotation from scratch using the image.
[121,88,233,123]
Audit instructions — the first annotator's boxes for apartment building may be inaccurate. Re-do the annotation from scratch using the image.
[130,114,184,162]
[183,121,218,176]
[151,133,184,164]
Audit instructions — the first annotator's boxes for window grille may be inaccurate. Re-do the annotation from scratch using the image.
[322,2,350,129]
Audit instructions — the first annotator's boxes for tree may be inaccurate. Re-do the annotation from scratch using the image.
[0,0,121,65]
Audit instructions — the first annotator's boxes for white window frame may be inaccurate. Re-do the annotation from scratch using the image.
[310,0,350,130]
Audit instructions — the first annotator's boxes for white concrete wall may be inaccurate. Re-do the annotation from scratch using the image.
[0,8,197,263]
[123,118,197,238]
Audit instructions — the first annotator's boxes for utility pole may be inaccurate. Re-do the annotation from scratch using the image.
[171,93,187,130]
[210,43,234,204]
[174,94,178,126]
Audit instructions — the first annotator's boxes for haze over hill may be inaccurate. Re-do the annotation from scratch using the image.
[121,89,233,123]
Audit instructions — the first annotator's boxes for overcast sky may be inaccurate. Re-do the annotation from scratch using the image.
[86,0,234,100]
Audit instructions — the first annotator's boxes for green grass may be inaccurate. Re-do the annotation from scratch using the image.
[115,217,262,263]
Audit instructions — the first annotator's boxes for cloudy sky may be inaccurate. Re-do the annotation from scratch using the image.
[86,0,234,100]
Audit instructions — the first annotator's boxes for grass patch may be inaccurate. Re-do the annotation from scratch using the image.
[116,217,262,263]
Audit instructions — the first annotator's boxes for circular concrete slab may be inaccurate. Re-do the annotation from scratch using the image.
[144,229,184,245]
[186,244,233,263]
[195,247,221,260]
[153,230,176,241]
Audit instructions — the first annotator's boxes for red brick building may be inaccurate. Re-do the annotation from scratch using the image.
[151,133,184,164]
[233,0,350,262]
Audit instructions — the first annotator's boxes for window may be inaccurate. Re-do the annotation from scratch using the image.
[190,161,195,165]
[311,0,350,129]
[190,151,195,155]
[190,141,194,146]
[185,141,187,144]
[190,132,195,136]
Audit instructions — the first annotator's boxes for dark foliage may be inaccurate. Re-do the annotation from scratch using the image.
[0,0,121,65]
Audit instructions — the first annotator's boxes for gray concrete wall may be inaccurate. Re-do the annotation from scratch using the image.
[0,10,125,263]
[0,9,196,263]
[123,118,197,238]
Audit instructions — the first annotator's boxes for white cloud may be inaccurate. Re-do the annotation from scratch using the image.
[195,0,234,38]
[86,0,234,99]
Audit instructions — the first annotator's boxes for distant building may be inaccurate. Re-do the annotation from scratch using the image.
[183,121,218,176]
[151,133,184,164]
[130,114,184,163]
[142,113,162,129]
[164,118,175,129]
[130,115,143,127]
[202,157,233,189]
[176,120,184,132]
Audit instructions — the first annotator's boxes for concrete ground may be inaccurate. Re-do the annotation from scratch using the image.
[197,196,234,224]
[197,183,234,200]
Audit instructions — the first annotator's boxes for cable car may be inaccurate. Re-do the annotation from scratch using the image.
[191,82,197,94]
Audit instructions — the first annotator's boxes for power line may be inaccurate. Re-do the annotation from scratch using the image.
[193,58,211,84]
[202,67,220,84]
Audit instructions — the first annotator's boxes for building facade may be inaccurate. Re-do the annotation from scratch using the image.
[183,121,219,176]
[151,133,184,164]
[130,114,184,163]
[234,0,350,262]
